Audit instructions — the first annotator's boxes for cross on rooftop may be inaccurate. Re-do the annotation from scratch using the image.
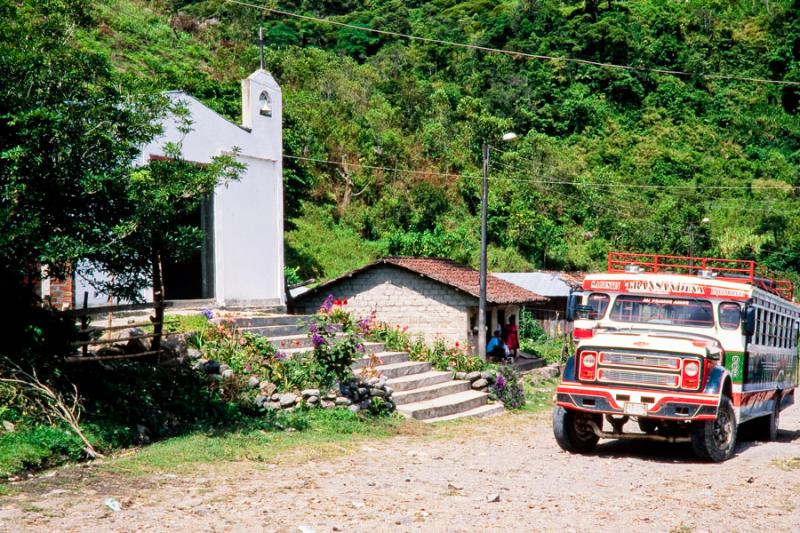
[255,27,266,70]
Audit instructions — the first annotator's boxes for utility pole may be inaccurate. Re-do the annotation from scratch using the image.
[478,142,490,359]
[477,133,517,359]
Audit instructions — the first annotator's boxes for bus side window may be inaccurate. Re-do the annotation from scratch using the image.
[755,308,763,345]
[587,293,610,320]
[769,312,774,346]
[781,315,787,348]
[719,303,741,330]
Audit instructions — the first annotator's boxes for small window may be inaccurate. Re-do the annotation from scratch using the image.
[719,302,741,330]
[587,293,610,319]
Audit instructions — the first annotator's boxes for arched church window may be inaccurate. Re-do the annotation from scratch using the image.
[259,90,272,117]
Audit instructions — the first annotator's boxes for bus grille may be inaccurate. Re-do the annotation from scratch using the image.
[598,369,679,388]
[599,351,680,370]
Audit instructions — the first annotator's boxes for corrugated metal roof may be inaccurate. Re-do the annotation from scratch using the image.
[494,272,575,297]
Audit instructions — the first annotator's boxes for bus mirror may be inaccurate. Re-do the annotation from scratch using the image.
[742,306,756,337]
[566,293,581,322]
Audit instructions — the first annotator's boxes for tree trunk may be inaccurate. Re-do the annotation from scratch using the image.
[151,249,164,352]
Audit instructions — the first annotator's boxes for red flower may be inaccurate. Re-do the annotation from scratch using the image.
[344,299,348,305]
[455,341,460,347]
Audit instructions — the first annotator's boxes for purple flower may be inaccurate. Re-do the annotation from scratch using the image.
[309,322,318,334]
[494,374,507,391]
[356,343,365,353]
[320,294,335,313]
[312,333,326,348]
[275,350,288,361]
[201,308,214,320]
[357,317,371,333]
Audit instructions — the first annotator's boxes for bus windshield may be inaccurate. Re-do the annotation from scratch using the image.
[610,295,714,328]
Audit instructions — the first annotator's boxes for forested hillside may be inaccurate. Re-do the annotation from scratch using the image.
[75,0,800,281]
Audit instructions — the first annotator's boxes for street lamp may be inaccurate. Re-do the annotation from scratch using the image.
[478,132,518,359]
[688,217,710,259]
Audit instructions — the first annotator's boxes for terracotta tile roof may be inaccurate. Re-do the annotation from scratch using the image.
[292,257,549,305]
[380,257,548,304]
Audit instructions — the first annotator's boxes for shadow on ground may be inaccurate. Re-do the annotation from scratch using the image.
[583,418,800,464]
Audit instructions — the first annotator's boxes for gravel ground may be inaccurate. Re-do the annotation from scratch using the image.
[2,406,799,533]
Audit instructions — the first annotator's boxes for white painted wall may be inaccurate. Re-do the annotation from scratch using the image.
[74,263,152,307]
[136,69,285,308]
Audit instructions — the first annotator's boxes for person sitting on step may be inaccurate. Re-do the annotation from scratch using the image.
[486,329,508,363]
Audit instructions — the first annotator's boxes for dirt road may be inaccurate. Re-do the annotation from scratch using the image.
[3,406,800,533]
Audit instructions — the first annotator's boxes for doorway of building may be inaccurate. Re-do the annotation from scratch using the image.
[161,198,214,300]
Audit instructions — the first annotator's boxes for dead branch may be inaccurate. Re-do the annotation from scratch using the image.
[0,359,102,459]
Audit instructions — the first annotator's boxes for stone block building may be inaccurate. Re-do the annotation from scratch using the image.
[292,257,548,351]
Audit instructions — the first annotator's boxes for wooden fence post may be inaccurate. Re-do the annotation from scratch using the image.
[151,250,164,353]
[81,291,89,357]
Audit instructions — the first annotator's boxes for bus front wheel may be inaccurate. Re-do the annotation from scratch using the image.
[553,407,601,453]
[691,396,737,462]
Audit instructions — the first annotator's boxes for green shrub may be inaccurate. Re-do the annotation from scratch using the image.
[0,425,87,477]
[307,296,361,388]
[519,310,548,342]
[199,320,277,375]
[489,365,526,409]
[520,338,565,365]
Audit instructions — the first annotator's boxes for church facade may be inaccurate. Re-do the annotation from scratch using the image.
[50,69,286,310]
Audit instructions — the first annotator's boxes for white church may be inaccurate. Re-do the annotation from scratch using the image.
[49,68,286,310]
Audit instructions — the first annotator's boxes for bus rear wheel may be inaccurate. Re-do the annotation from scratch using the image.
[691,396,737,462]
[760,393,781,442]
[553,407,601,453]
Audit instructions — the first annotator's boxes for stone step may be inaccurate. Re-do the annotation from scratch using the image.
[393,380,472,406]
[386,370,453,392]
[279,341,385,357]
[239,324,306,337]
[514,356,547,372]
[376,360,432,380]
[225,315,311,328]
[422,402,505,424]
[397,389,488,420]
[352,351,408,370]
[270,334,312,350]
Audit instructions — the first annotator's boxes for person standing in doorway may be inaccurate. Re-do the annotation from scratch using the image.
[505,315,519,361]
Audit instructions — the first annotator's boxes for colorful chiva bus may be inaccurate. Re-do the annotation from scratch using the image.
[553,252,799,462]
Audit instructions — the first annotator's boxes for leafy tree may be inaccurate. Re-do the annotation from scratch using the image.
[0,1,243,365]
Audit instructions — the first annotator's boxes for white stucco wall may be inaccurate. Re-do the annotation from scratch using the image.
[137,70,285,308]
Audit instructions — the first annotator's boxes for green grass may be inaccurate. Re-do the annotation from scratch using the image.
[0,425,87,478]
[141,313,209,335]
[104,409,407,476]
[521,339,566,365]
[519,377,558,414]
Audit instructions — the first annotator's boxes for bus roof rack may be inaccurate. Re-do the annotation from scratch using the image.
[608,252,794,301]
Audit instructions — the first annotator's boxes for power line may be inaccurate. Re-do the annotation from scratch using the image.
[288,152,798,192]
[285,154,476,179]
[487,153,796,190]
[225,0,800,87]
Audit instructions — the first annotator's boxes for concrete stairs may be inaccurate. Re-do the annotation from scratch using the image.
[225,313,504,423]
